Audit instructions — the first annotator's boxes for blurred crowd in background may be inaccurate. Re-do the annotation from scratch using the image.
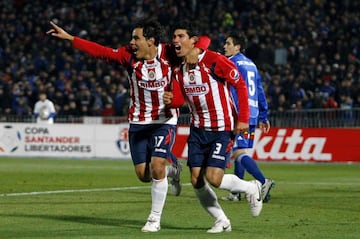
[1,0,360,118]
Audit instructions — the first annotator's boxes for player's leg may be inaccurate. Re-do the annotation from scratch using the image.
[205,131,263,217]
[129,127,162,232]
[222,141,243,201]
[219,173,263,217]
[165,125,182,196]
[233,126,275,202]
[129,125,168,232]
[129,128,151,182]
[167,152,182,196]
[193,167,231,233]
[234,158,246,179]
[188,128,231,233]
[236,153,275,202]
[142,124,176,232]
[236,153,265,184]
[261,178,275,202]
[234,127,266,183]
[142,155,168,233]
[221,159,245,201]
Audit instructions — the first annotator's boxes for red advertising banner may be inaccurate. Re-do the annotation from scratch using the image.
[173,127,360,163]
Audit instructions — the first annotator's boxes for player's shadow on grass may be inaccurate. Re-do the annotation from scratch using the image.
[1,213,143,229]
[0,198,150,205]
[0,213,205,231]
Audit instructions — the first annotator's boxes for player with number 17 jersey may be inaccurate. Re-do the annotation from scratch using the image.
[72,38,178,125]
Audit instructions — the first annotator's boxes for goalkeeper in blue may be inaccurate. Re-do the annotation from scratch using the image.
[223,32,275,203]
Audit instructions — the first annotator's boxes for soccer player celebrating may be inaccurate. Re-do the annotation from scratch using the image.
[164,20,263,233]
[47,18,208,232]
[222,32,275,203]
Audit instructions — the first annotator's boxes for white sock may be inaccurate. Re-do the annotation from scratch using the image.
[219,174,256,194]
[194,183,227,221]
[150,178,168,221]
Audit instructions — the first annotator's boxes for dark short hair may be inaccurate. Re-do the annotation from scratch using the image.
[227,31,248,51]
[171,20,200,38]
[134,18,164,46]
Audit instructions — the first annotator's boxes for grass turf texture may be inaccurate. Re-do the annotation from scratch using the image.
[0,157,359,239]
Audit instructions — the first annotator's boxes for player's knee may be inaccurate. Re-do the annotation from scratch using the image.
[207,177,222,188]
[151,169,166,180]
[135,170,151,182]
[205,168,224,187]
[139,176,152,183]
[151,157,166,179]
[233,149,246,160]
[191,174,206,188]
[135,164,152,182]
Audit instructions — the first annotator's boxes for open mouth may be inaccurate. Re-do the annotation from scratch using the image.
[174,45,181,54]
[131,45,138,55]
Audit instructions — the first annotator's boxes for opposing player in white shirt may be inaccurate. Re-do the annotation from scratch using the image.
[34,92,56,124]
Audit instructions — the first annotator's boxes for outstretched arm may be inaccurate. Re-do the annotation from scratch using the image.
[47,21,130,64]
[47,21,74,41]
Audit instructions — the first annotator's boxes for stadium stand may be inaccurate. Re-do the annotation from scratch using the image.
[0,0,359,127]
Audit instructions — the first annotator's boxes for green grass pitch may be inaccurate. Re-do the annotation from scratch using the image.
[0,157,359,239]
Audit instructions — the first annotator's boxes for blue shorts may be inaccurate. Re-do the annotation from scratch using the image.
[232,125,256,150]
[129,124,176,165]
[187,126,232,169]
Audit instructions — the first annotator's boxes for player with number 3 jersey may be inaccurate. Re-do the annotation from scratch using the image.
[164,20,263,234]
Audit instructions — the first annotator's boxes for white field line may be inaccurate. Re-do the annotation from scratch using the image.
[0,183,192,197]
[0,181,358,197]
[0,186,152,197]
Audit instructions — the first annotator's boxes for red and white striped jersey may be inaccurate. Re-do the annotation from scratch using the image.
[73,37,177,125]
[173,50,249,131]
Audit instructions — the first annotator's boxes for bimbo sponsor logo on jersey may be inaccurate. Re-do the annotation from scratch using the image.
[184,84,209,96]
[252,128,332,161]
[138,78,167,90]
